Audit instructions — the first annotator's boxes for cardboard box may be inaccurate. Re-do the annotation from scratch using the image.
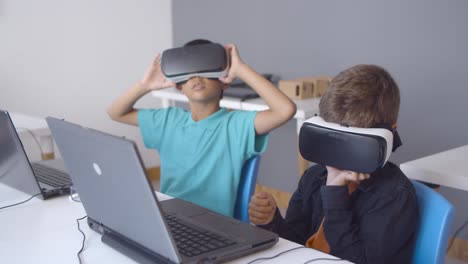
[279,76,332,99]
[278,80,314,100]
[298,76,332,97]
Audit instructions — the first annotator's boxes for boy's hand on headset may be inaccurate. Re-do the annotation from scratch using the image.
[219,44,245,84]
[140,53,176,91]
[326,166,370,186]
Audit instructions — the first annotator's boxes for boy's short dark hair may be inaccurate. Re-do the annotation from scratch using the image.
[319,64,400,128]
[184,39,213,47]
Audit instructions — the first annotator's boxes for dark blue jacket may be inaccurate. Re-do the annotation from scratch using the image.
[259,163,418,264]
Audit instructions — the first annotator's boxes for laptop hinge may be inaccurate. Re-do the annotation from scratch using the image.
[102,230,175,264]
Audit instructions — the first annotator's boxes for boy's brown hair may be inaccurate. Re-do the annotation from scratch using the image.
[319,64,400,128]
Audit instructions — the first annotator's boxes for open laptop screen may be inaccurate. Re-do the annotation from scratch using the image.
[0,110,43,197]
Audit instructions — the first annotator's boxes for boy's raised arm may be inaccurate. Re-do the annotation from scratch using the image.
[107,83,149,126]
[220,44,297,135]
[107,54,176,126]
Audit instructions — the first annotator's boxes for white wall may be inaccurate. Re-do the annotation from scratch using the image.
[0,0,173,167]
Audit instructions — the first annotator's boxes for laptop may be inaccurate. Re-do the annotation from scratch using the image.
[0,110,72,199]
[223,73,276,101]
[223,86,260,101]
[46,117,278,264]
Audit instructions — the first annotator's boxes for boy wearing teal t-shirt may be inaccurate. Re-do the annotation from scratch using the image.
[108,39,296,217]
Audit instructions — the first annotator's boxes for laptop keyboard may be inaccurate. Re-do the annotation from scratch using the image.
[164,213,236,257]
[32,163,72,187]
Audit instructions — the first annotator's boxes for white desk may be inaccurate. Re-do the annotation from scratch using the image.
[152,88,320,133]
[152,88,321,174]
[9,112,55,160]
[0,184,349,264]
[400,145,468,191]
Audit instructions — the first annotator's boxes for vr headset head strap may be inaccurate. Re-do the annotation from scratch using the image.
[372,123,403,152]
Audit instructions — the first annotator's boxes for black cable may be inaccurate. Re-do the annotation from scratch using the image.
[76,215,88,264]
[246,246,306,264]
[447,219,468,252]
[0,193,42,210]
[303,257,346,263]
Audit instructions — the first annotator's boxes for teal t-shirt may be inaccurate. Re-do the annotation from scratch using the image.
[138,107,268,217]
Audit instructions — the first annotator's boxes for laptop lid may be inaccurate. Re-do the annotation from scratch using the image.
[46,117,181,263]
[223,86,260,101]
[0,110,70,199]
[47,117,278,264]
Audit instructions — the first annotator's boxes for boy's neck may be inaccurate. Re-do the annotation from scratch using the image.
[189,101,221,121]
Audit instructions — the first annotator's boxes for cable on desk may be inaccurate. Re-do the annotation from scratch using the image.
[246,246,306,264]
[303,257,347,263]
[76,215,88,264]
[447,219,468,252]
[0,193,42,210]
[16,127,45,156]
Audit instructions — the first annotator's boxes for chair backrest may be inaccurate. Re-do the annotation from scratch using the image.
[234,155,261,223]
[411,180,455,264]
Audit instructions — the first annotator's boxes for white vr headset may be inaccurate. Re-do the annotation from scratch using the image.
[299,116,402,173]
[161,43,229,84]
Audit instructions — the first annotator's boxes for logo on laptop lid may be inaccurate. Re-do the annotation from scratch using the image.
[93,163,102,176]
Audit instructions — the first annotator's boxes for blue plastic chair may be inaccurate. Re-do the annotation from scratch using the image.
[234,155,261,223]
[411,180,455,264]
